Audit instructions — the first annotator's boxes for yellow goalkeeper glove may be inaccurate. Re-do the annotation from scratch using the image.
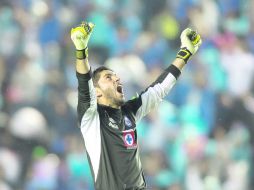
[71,21,95,59]
[176,28,202,63]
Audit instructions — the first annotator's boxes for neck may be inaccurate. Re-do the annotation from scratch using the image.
[98,99,121,109]
[109,104,121,109]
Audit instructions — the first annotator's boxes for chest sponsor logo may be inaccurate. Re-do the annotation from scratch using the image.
[122,130,137,149]
[108,117,118,129]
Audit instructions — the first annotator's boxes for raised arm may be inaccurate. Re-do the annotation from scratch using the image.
[71,22,95,74]
[126,28,202,122]
[71,22,97,125]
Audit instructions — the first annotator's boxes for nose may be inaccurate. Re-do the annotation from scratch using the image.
[115,75,120,82]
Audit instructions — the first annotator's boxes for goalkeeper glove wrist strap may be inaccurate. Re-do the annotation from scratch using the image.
[176,48,192,63]
[76,48,88,60]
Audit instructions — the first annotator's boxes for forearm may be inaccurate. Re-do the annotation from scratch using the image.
[76,58,90,74]
[75,56,95,121]
[172,58,186,71]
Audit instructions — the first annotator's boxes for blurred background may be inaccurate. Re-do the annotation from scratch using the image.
[0,0,254,189]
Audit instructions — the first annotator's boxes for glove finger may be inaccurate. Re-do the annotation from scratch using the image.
[194,38,202,47]
[193,38,202,53]
[181,28,192,39]
[88,22,95,30]
[80,21,95,34]
[71,26,86,37]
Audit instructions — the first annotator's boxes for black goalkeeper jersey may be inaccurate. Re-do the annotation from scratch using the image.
[76,65,181,190]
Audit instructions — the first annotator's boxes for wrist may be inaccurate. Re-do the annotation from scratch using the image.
[176,47,192,63]
[76,47,88,60]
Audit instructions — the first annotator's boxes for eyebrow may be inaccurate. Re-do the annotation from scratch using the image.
[103,73,112,77]
[103,72,115,78]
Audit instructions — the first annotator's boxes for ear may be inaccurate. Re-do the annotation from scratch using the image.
[95,87,103,98]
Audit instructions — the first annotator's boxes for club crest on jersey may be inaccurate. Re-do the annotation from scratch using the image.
[122,130,137,149]
[124,116,132,129]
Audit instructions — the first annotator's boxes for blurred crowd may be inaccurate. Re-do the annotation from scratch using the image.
[0,0,254,189]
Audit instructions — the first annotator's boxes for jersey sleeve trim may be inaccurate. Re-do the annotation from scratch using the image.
[168,64,181,79]
[76,70,92,80]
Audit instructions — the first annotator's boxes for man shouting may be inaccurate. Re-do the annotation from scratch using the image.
[70,21,202,190]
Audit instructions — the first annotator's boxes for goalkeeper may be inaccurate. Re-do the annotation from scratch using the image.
[70,21,202,190]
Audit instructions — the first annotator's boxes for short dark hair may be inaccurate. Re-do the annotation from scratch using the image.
[92,66,112,87]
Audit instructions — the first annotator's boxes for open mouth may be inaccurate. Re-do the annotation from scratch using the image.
[116,85,123,94]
